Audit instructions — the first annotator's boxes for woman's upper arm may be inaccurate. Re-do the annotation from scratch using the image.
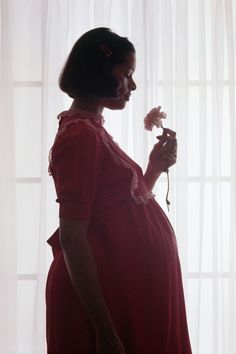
[52,124,104,221]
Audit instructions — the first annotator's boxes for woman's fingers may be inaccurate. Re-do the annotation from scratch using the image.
[162,152,177,167]
[162,128,176,137]
[156,135,176,143]
[162,152,177,159]
[156,136,177,152]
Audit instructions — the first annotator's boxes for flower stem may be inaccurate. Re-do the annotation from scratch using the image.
[166,169,171,211]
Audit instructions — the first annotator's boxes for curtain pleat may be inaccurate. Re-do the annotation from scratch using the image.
[0,0,17,352]
[224,0,236,352]
[175,0,189,275]
[197,0,208,351]
[212,1,225,352]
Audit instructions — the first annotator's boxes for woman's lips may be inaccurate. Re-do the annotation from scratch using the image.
[124,93,131,100]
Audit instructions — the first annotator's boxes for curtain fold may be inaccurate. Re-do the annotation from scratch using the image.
[225,0,236,352]
[1,1,235,353]
[0,0,17,352]
[175,0,189,275]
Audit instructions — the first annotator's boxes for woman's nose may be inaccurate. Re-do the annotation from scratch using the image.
[130,78,137,91]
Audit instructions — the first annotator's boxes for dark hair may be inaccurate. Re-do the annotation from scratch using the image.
[59,27,135,99]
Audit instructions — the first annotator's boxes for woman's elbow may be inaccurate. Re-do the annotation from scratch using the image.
[59,218,89,249]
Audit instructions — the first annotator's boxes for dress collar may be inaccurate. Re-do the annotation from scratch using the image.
[57,108,105,126]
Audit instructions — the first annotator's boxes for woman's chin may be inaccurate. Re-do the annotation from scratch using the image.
[105,97,128,110]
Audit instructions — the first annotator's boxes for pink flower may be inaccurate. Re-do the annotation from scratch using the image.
[144,106,167,131]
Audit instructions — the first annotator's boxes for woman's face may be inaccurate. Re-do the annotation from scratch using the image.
[103,51,137,110]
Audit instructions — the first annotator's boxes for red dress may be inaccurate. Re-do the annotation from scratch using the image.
[46,109,192,354]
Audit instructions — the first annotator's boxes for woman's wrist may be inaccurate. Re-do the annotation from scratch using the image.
[144,164,162,191]
[146,163,162,178]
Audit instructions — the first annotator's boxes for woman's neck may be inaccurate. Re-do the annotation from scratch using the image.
[69,97,104,115]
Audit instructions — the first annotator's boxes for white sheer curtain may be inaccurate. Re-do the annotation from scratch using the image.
[1,0,235,353]
[0,1,17,353]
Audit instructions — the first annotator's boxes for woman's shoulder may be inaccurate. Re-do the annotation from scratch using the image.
[48,111,105,174]
[55,109,105,142]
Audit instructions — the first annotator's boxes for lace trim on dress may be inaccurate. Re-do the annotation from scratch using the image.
[57,108,105,125]
[48,111,155,205]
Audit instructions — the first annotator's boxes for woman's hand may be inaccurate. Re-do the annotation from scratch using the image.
[148,128,177,174]
[95,327,126,354]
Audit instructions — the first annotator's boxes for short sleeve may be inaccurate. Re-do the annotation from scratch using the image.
[52,122,104,220]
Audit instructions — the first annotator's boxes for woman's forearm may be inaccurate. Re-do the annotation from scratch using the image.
[143,163,162,191]
[59,219,116,333]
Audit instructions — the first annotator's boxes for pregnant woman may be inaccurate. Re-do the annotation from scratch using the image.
[46,27,192,354]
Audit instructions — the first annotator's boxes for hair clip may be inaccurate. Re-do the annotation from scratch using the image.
[100,44,112,58]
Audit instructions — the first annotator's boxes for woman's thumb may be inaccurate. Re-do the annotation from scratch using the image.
[155,136,166,148]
